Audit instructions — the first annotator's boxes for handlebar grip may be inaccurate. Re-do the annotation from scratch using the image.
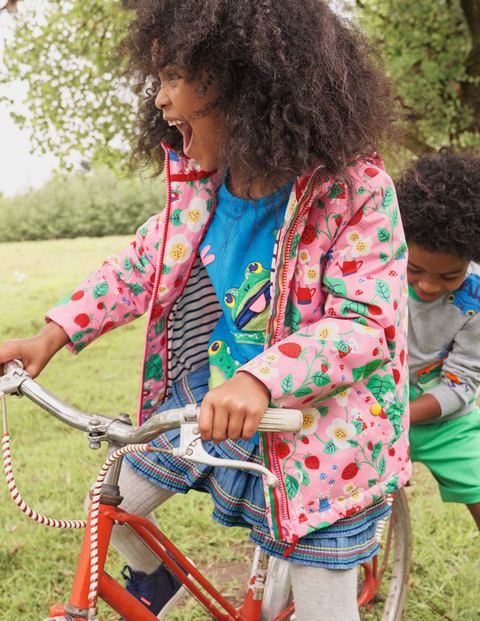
[257,408,303,433]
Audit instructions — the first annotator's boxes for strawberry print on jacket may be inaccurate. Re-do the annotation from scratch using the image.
[47,147,411,544]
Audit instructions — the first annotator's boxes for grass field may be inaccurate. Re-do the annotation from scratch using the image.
[0,237,478,621]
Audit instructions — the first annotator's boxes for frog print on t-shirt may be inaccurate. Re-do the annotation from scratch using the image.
[225,261,271,345]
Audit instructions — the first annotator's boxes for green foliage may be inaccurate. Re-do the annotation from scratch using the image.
[356,0,479,151]
[0,168,165,241]
[1,0,135,168]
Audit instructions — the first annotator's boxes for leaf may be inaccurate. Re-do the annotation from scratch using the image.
[384,475,399,495]
[352,359,384,382]
[379,252,390,263]
[71,330,85,342]
[352,419,364,434]
[323,440,338,454]
[312,372,330,387]
[318,406,329,417]
[390,209,399,228]
[133,260,147,274]
[378,456,386,477]
[328,182,344,199]
[371,441,383,461]
[375,278,391,302]
[127,282,145,296]
[294,387,313,397]
[381,187,394,210]
[368,478,377,488]
[377,227,391,243]
[335,339,350,353]
[93,282,109,298]
[347,439,359,447]
[340,300,369,317]
[285,299,302,332]
[162,264,172,275]
[295,461,310,486]
[389,415,403,443]
[323,277,347,297]
[144,354,163,381]
[281,373,294,394]
[367,374,396,404]
[170,209,182,226]
[123,257,132,271]
[285,474,300,499]
[290,233,301,259]
[394,242,407,259]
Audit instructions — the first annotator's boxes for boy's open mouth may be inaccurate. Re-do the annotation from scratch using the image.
[168,120,193,156]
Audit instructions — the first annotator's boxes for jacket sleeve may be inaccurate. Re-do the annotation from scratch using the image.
[45,213,163,353]
[426,313,480,416]
[241,175,407,408]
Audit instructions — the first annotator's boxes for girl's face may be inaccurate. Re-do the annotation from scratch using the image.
[155,66,224,171]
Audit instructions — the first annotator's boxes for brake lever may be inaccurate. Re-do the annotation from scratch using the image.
[172,411,279,487]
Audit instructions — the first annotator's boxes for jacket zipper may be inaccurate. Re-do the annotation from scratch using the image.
[268,179,318,540]
[137,146,173,423]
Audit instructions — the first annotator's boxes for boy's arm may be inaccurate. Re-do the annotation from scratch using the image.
[409,393,441,424]
[46,213,163,354]
[420,312,480,419]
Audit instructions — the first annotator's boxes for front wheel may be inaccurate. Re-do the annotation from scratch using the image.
[358,489,412,621]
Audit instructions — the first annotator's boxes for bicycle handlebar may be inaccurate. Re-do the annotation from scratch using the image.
[1,361,303,446]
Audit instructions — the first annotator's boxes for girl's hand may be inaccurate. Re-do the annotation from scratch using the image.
[0,321,69,378]
[199,372,270,443]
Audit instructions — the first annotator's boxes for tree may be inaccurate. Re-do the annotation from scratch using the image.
[0,0,135,169]
[355,0,480,153]
[1,0,479,168]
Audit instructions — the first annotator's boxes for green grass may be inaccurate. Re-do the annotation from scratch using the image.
[0,237,479,621]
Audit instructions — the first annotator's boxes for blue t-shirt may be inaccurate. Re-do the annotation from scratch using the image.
[200,179,292,388]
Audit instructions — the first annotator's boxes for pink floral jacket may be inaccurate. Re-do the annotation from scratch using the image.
[47,147,411,543]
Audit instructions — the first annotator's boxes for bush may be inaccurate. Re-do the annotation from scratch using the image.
[0,168,165,241]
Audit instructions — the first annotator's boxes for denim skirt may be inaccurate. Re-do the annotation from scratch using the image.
[126,364,390,569]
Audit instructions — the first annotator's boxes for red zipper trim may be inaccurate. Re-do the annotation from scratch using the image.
[272,184,316,343]
[267,178,318,539]
[170,170,214,182]
[137,146,173,424]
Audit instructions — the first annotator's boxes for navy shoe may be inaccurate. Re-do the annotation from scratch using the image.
[120,563,185,619]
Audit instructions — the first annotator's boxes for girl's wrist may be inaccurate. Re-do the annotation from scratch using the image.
[38,321,70,355]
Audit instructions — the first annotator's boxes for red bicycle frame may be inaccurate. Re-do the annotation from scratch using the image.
[48,497,293,621]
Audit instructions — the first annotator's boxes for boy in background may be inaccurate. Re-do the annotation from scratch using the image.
[397,150,480,528]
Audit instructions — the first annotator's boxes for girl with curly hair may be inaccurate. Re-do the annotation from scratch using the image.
[0,1,411,619]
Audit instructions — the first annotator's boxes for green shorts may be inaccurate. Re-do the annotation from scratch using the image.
[409,409,480,504]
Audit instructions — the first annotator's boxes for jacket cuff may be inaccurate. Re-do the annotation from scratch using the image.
[45,308,93,354]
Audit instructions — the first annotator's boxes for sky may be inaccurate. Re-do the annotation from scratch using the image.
[0,2,57,197]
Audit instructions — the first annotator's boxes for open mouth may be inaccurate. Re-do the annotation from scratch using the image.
[167,120,193,156]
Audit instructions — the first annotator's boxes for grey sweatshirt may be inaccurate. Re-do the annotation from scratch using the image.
[408,262,480,423]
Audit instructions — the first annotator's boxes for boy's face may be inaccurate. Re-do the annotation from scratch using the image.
[407,243,469,302]
[155,66,224,171]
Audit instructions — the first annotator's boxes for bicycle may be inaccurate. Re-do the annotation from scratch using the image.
[1,360,411,621]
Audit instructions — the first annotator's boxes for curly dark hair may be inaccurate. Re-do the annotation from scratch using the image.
[121,0,395,193]
[396,150,480,262]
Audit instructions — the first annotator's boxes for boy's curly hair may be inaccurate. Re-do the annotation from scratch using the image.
[121,0,395,191]
[396,150,480,263]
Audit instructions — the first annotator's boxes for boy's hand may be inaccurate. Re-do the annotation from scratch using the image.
[0,321,69,378]
[199,372,270,443]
